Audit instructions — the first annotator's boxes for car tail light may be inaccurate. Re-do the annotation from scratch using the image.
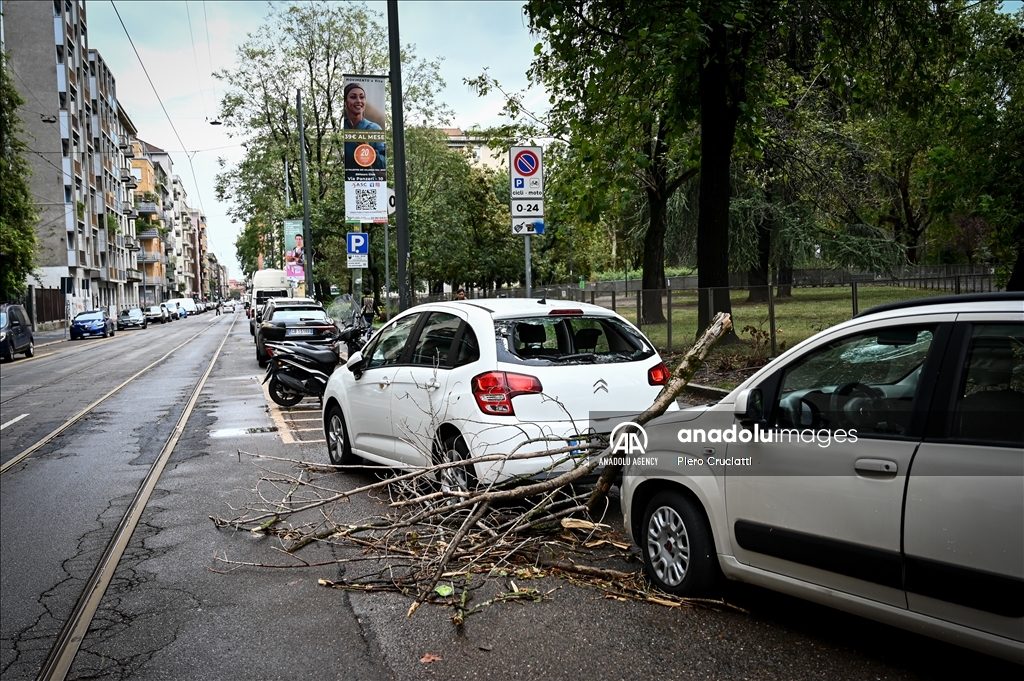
[548,309,583,315]
[471,371,543,416]
[266,346,275,357]
[648,362,670,386]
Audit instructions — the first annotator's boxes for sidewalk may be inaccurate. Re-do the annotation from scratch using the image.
[33,328,70,347]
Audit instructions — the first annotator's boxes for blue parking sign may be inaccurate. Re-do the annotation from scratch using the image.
[514,178,524,189]
[347,232,368,254]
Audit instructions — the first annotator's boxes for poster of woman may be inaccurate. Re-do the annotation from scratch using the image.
[343,75,388,223]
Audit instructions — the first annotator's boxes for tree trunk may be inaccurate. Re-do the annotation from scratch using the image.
[696,22,738,336]
[746,209,772,303]
[641,189,668,324]
[777,265,793,298]
[1006,230,1024,292]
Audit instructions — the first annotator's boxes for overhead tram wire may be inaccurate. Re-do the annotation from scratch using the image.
[185,1,211,124]
[109,0,208,217]
[201,0,222,125]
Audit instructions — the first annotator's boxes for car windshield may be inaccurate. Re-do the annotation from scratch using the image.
[272,309,329,322]
[495,315,655,365]
[128,309,143,318]
[76,312,103,321]
[148,306,162,313]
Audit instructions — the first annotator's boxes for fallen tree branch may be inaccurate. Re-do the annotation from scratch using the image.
[587,312,732,512]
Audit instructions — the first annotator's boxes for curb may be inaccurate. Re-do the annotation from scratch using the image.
[681,382,731,401]
[37,339,68,348]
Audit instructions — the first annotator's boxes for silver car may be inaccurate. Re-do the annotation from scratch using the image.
[620,292,1024,663]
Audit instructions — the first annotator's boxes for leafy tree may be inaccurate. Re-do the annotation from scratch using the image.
[216,1,449,290]
[0,52,37,300]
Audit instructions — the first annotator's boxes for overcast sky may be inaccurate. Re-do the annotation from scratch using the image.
[86,1,541,280]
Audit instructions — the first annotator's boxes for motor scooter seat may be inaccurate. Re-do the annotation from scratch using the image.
[295,346,339,366]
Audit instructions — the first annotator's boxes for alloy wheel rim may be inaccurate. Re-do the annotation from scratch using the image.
[329,414,345,461]
[647,506,690,586]
[440,448,469,494]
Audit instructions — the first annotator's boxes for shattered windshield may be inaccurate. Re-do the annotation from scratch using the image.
[495,315,655,365]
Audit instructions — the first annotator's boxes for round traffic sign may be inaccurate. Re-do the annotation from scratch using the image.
[514,150,540,176]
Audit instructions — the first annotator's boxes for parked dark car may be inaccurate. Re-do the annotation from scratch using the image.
[0,303,35,361]
[70,310,115,339]
[117,307,148,330]
[144,305,167,324]
[255,299,337,368]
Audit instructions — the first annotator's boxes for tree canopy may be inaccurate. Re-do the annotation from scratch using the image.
[0,52,37,301]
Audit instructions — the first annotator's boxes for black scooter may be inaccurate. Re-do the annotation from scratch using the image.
[261,322,369,407]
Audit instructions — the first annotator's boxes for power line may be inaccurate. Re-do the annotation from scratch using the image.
[202,1,220,115]
[109,0,207,218]
[185,1,209,121]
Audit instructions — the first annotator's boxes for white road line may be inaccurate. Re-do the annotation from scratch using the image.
[0,413,29,430]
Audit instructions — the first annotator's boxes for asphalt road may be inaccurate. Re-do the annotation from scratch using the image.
[1,313,1018,679]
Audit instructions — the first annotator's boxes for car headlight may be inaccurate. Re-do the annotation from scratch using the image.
[0,331,6,341]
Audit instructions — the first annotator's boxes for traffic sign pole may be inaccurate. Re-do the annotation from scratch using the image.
[525,235,532,298]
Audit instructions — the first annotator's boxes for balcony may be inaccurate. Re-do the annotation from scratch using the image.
[136,201,159,215]
[137,227,160,240]
[123,204,138,219]
[123,236,139,251]
[127,268,142,282]
[119,168,138,189]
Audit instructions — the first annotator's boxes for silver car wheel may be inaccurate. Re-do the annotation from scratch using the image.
[646,505,690,587]
[440,447,470,495]
[328,413,346,461]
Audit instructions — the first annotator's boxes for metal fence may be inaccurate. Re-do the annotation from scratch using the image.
[20,286,66,328]
[415,280,1004,356]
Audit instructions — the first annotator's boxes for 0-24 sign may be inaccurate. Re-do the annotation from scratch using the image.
[511,199,544,218]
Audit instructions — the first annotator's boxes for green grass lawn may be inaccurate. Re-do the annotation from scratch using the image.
[599,285,949,359]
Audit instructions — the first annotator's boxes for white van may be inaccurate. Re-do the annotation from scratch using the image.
[248,269,293,336]
[167,298,198,316]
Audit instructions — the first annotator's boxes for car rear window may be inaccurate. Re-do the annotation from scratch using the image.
[271,309,329,322]
[495,315,654,365]
[256,290,289,306]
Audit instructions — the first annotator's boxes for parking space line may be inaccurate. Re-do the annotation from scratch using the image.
[260,380,295,444]
[1,414,29,430]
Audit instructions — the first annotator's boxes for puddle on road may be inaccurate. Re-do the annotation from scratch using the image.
[210,426,279,438]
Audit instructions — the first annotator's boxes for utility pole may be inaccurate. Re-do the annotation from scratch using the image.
[388,0,411,310]
[297,90,314,298]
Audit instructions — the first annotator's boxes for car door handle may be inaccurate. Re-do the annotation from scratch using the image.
[425,378,440,390]
[379,377,391,388]
[855,458,898,475]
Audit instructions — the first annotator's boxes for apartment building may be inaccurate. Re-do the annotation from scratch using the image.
[3,0,139,315]
[130,139,173,304]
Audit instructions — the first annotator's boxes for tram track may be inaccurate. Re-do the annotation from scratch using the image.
[29,312,238,680]
[0,316,227,474]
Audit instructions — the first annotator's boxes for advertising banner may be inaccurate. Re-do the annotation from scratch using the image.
[284,219,305,281]
[343,75,388,223]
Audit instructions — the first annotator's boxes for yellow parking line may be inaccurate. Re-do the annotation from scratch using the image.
[259,378,294,444]
[13,352,54,363]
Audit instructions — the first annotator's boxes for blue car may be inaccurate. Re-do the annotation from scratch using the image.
[70,310,115,339]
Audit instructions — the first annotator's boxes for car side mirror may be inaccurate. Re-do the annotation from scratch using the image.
[346,350,364,378]
[734,388,764,428]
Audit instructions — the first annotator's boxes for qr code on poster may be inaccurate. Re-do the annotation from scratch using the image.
[354,189,376,211]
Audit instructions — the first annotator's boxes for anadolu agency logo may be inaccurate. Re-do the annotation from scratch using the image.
[599,423,658,466]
